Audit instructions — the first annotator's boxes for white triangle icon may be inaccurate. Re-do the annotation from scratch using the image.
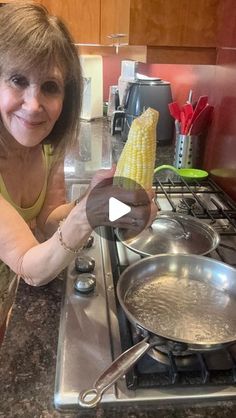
[109,197,131,222]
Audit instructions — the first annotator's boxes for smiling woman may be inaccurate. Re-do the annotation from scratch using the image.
[0,0,83,340]
[0,3,82,153]
[0,1,157,346]
[0,67,65,147]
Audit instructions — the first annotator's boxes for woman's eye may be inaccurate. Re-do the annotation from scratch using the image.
[42,81,62,95]
[10,75,28,88]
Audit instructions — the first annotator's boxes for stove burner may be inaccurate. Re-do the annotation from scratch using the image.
[178,197,196,212]
[150,346,199,368]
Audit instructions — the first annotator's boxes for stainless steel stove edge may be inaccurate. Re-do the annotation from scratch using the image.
[54,383,236,411]
[54,229,123,410]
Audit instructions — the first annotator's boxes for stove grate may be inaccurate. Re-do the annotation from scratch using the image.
[107,178,236,392]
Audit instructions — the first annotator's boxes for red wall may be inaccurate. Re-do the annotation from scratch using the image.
[103,55,122,101]
[103,1,236,202]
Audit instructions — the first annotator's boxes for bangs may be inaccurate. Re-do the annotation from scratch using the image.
[2,48,68,83]
[0,4,75,81]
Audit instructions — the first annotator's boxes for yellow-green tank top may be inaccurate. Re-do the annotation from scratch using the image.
[0,144,53,222]
[0,144,54,328]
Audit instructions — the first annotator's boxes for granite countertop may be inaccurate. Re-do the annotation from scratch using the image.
[1,279,236,418]
[1,118,236,417]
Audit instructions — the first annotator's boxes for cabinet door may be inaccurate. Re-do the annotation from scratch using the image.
[101,0,130,46]
[0,0,27,3]
[129,0,219,47]
[40,0,100,44]
[101,0,218,48]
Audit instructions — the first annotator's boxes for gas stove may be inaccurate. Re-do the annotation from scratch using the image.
[54,178,236,411]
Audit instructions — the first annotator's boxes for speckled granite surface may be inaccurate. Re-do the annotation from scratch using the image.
[1,119,236,417]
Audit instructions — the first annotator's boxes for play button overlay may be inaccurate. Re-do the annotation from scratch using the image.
[85,176,152,240]
[109,197,131,222]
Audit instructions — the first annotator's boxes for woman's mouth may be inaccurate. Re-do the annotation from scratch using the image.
[15,114,45,128]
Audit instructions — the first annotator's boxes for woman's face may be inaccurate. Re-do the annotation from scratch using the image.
[0,67,65,147]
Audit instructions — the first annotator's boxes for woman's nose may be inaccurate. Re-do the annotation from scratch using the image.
[22,85,43,112]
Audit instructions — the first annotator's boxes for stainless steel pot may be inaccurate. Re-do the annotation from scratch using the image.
[78,254,236,408]
[116,212,220,257]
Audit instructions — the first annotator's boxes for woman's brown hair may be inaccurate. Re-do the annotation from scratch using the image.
[0,1,82,156]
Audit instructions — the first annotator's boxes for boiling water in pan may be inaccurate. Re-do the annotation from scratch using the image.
[125,276,236,344]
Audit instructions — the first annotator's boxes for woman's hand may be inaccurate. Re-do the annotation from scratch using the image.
[89,164,117,189]
[85,167,158,232]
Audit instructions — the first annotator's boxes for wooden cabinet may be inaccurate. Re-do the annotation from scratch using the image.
[100,0,220,64]
[38,0,100,44]
[0,0,100,44]
[0,0,22,3]
[39,0,100,44]
[0,0,221,64]
[100,0,130,46]
[101,0,219,47]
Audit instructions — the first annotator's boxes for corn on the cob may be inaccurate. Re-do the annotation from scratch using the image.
[113,107,159,190]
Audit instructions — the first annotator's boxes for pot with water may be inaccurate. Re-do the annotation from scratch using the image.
[78,254,236,408]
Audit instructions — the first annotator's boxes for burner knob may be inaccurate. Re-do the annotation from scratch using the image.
[82,235,94,249]
[75,255,95,273]
[74,274,96,294]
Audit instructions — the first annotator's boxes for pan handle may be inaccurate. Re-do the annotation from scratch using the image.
[78,337,151,408]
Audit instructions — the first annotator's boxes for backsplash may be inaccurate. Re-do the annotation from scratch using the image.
[102,1,236,202]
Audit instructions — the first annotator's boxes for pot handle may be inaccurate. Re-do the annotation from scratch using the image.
[78,337,150,408]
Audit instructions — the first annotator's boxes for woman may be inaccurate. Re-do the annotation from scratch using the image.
[0,2,157,344]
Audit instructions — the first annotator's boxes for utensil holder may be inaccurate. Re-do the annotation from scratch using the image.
[173,134,200,169]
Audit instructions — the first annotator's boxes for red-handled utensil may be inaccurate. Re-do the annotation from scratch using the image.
[168,102,181,122]
[190,95,208,126]
[183,103,193,119]
[182,103,194,134]
[180,110,186,134]
[184,117,193,135]
[189,104,214,135]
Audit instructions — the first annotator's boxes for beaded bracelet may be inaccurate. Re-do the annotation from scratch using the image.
[57,222,81,254]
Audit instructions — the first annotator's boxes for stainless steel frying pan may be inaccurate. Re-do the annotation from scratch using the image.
[78,254,236,408]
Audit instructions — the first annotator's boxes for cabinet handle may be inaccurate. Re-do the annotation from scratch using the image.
[107,33,127,40]
[107,34,128,53]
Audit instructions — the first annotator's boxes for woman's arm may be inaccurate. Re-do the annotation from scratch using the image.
[36,158,75,238]
[0,193,92,286]
[0,167,157,287]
